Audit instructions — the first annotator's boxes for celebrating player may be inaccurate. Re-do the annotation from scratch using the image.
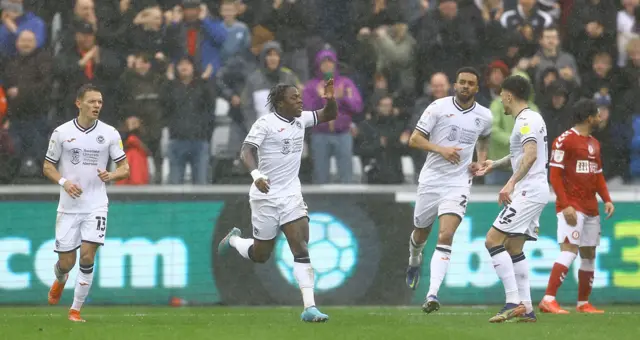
[476,75,549,323]
[404,67,493,314]
[43,84,130,322]
[538,99,614,314]
[217,80,337,322]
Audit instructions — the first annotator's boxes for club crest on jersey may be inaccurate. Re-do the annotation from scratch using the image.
[475,118,481,128]
[281,138,291,154]
[553,150,564,162]
[71,148,81,165]
[588,144,594,155]
[96,135,105,144]
[295,121,303,129]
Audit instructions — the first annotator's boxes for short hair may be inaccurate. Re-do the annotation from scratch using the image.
[76,84,101,100]
[500,75,530,101]
[572,98,599,124]
[455,67,481,83]
[135,52,152,63]
[543,25,559,34]
[267,84,296,111]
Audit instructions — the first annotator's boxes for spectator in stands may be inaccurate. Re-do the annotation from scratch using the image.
[366,22,417,104]
[539,80,572,155]
[530,26,581,86]
[0,0,46,58]
[621,37,640,90]
[4,29,51,167]
[486,69,539,185]
[127,6,171,72]
[580,51,621,103]
[566,0,617,73]
[413,0,478,82]
[116,116,150,186]
[617,0,639,67]
[116,53,166,181]
[472,0,508,63]
[166,0,227,78]
[592,94,614,178]
[216,55,256,158]
[219,0,251,64]
[163,55,217,185]
[260,0,317,82]
[0,116,19,184]
[241,41,300,130]
[477,59,509,107]
[500,0,553,57]
[304,47,363,184]
[54,21,122,124]
[355,95,405,184]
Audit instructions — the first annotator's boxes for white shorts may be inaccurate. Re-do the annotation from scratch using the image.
[250,194,308,240]
[492,196,545,241]
[55,210,108,253]
[557,211,601,247]
[413,187,469,228]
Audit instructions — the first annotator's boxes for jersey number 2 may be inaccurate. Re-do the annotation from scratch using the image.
[95,216,106,231]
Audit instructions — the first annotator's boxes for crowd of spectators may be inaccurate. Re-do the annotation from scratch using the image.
[0,0,639,185]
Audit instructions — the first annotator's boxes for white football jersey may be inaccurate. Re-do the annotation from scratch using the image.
[244,110,318,199]
[415,96,493,189]
[46,119,126,213]
[509,108,550,203]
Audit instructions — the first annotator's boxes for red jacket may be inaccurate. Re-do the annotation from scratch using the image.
[116,134,149,185]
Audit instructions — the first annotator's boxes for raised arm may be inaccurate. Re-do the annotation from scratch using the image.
[315,78,338,124]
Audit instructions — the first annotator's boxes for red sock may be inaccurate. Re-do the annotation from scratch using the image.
[578,270,594,302]
[545,263,569,297]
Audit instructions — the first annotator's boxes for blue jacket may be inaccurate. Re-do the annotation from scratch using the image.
[168,17,227,75]
[0,12,46,58]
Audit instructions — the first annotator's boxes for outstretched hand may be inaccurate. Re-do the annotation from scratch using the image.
[323,78,334,100]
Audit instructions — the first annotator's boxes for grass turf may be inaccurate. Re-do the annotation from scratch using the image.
[1,306,639,340]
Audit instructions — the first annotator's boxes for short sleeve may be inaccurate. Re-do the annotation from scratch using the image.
[244,118,269,147]
[109,128,127,163]
[45,129,62,164]
[481,114,492,137]
[415,103,439,136]
[515,118,538,146]
[300,110,318,128]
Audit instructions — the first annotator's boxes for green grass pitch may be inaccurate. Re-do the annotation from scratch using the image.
[1,306,639,340]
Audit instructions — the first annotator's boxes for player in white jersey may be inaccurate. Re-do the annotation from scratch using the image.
[43,84,130,322]
[404,67,493,314]
[475,75,550,323]
[217,80,338,322]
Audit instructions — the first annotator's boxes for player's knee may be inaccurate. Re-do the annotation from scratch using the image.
[79,252,96,266]
[437,230,455,245]
[58,257,75,271]
[251,250,271,263]
[579,247,596,260]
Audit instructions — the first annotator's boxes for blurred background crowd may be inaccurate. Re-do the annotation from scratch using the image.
[0,0,639,186]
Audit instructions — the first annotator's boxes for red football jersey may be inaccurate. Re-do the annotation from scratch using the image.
[549,128,603,216]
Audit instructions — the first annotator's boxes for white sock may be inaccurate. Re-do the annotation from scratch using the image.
[489,246,519,304]
[293,258,316,309]
[512,253,533,313]
[427,245,452,297]
[580,258,595,271]
[71,263,94,311]
[54,261,68,283]
[230,236,254,260]
[409,230,426,267]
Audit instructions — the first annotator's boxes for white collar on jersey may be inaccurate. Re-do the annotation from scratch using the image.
[73,118,99,134]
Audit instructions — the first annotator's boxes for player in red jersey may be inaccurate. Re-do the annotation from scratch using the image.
[539,99,615,314]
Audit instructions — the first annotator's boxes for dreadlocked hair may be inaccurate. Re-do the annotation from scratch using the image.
[266,84,296,112]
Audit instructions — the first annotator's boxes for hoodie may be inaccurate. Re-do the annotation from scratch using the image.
[303,49,363,134]
[240,41,300,130]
